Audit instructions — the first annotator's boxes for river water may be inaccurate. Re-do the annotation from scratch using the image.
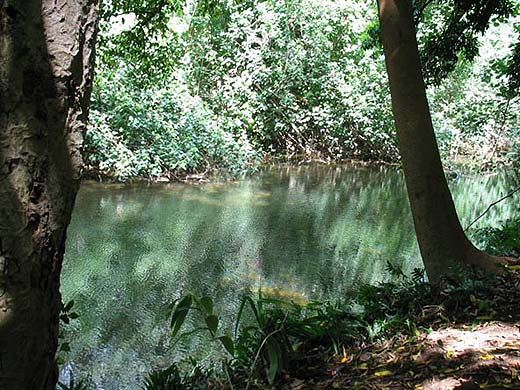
[60,164,518,389]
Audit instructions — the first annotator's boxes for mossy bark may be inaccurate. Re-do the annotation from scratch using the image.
[377,0,505,285]
[0,0,98,388]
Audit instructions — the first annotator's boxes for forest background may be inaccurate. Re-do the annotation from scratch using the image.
[88,0,520,182]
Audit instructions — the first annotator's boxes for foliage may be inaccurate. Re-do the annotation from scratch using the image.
[98,0,183,84]
[473,217,520,256]
[86,70,261,180]
[353,262,507,340]
[180,1,398,162]
[143,362,210,390]
[153,265,520,389]
[57,370,92,390]
[86,0,520,180]
[427,60,520,170]
[144,364,184,390]
[165,292,364,386]
[153,261,511,388]
[414,0,516,86]
[57,300,80,366]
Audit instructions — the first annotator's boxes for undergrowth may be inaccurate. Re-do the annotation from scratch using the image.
[472,217,520,257]
[143,263,511,390]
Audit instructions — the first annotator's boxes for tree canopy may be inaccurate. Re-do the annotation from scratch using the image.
[85,0,520,180]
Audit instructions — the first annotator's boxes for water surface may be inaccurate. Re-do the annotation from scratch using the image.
[60,164,519,388]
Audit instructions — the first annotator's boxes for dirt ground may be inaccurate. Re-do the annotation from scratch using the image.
[282,270,520,390]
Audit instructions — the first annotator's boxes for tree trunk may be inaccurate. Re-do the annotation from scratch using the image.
[0,0,98,388]
[377,0,505,285]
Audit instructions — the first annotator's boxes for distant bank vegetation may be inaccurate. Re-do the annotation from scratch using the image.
[85,1,520,181]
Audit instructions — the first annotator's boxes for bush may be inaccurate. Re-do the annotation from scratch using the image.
[473,217,520,257]
[85,71,261,181]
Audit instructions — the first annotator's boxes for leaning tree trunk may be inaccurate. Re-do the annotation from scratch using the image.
[377,0,505,285]
[0,1,98,389]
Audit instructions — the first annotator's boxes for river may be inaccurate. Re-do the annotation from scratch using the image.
[59,164,519,389]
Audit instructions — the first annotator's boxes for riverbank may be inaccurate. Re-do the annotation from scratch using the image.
[81,157,396,184]
[149,267,520,390]
[81,156,516,185]
[270,270,520,390]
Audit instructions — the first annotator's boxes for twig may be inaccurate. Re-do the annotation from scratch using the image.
[464,185,520,231]
[223,364,234,390]
[245,328,282,390]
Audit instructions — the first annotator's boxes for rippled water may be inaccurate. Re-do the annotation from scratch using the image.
[60,164,519,389]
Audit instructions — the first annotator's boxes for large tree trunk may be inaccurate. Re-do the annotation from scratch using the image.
[0,0,98,388]
[377,0,505,285]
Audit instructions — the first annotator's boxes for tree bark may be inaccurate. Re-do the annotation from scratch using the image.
[377,0,505,285]
[0,0,98,388]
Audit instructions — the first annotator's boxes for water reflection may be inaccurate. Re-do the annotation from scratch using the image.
[60,164,519,389]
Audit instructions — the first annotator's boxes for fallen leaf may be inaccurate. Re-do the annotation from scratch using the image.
[290,379,306,390]
[341,346,348,363]
[480,353,495,360]
[440,367,456,373]
[374,370,393,377]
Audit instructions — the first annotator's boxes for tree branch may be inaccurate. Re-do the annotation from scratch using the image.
[465,185,520,231]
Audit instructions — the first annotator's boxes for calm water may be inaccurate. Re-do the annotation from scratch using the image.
[60,164,519,389]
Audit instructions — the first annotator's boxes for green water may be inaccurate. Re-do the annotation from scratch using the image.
[60,164,519,388]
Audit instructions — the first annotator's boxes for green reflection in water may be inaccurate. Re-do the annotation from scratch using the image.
[60,164,519,389]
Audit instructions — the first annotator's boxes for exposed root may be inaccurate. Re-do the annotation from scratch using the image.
[463,246,517,273]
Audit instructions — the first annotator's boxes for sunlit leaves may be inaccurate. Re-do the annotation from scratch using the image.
[167,294,237,358]
[98,0,184,83]
[89,0,520,179]
[415,0,516,85]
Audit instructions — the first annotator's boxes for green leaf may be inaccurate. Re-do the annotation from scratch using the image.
[199,296,213,314]
[235,295,259,337]
[265,338,282,384]
[165,300,177,320]
[170,295,193,338]
[60,342,71,352]
[218,336,235,356]
[171,309,190,339]
[68,312,79,320]
[205,315,219,336]
[64,300,74,312]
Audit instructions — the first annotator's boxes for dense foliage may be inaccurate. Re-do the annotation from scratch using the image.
[87,72,259,180]
[85,0,520,180]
